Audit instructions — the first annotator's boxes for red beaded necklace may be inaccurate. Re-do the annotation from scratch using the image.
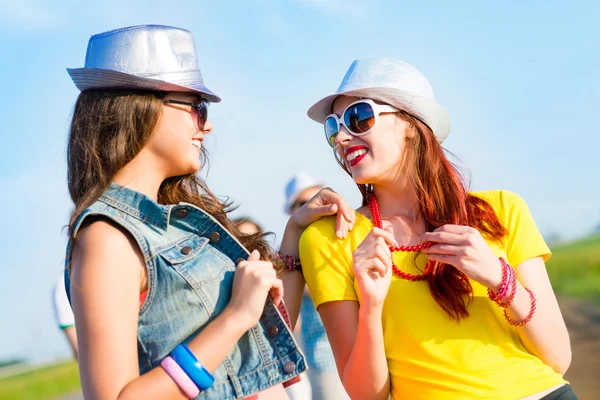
[368,192,434,281]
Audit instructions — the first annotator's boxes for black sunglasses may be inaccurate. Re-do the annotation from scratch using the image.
[163,98,209,129]
[292,200,309,211]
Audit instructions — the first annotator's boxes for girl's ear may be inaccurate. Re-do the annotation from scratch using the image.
[404,119,417,139]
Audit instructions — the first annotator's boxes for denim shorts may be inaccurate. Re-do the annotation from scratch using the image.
[540,385,578,399]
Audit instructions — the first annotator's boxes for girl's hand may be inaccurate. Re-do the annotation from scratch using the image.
[227,250,284,331]
[288,187,355,239]
[421,225,502,290]
[352,227,397,309]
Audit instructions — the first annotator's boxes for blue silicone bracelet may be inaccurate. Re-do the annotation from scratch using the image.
[170,344,215,391]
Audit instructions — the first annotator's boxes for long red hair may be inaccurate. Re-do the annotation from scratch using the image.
[342,110,507,320]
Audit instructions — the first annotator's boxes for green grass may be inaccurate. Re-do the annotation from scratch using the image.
[546,233,600,304]
[0,360,80,400]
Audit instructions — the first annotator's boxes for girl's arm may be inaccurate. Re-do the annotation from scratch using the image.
[278,187,355,329]
[319,301,391,400]
[307,227,396,399]
[505,257,571,374]
[72,220,281,400]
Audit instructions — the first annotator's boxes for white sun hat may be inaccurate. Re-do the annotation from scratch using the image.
[307,57,450,143]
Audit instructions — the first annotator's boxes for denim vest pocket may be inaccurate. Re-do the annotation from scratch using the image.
[158,234,236,320]
[159,234,209,265]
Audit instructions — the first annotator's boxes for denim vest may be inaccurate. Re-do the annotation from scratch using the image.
[65,185,306,399]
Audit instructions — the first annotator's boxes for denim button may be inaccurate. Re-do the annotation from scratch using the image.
[283,361,295,373]
[235,257,245,265]
[267,325,279,337]
[175,209,188,218]
[181,246,193,255]
[209,232,221,243]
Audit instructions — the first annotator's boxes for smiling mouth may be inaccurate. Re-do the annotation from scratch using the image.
[192,139,202,150]
[345,147,369,167]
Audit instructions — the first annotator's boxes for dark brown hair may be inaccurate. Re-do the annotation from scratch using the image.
[67,90,282,271]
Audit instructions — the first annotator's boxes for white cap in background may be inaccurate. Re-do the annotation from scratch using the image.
[284,172,324,215]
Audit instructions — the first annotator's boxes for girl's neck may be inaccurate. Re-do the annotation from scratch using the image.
[371,182,420,221]
[113,155,165,202]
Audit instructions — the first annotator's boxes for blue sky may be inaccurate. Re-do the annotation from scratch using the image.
[0,0,598,362]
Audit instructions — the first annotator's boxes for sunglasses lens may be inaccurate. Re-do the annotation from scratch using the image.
[324,116,339,147]
[343,102,375,134]
[197,100,209,128]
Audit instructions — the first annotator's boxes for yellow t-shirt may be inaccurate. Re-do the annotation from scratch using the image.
[299,190,567,400]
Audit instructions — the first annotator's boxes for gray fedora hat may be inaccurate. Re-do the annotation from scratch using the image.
[67,25,221,103]
[307,57,450,143]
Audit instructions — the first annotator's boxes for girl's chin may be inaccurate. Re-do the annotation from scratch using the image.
[170,161,201,177]
[350,170,376,186]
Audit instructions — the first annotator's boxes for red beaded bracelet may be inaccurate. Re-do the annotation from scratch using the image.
[487,257,537,326]
[504,287,537,327]
[495,263,517,309]
[488,257,516,307]
[276,252,302,272]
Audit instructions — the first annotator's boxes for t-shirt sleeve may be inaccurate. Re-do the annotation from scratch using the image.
[499,191,551,267]
[52,272,75,329]
[299,217,357,309]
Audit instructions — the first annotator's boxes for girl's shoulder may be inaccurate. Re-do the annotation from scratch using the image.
[470,189,528,215]
[302,210,373,242]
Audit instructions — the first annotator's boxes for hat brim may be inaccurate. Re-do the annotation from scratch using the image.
[307,87,450,143]
[67,67,221,103]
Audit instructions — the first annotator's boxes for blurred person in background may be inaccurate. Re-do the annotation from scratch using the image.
[285,173,350,400]
[52,272,78,359]
[233,216,264,236]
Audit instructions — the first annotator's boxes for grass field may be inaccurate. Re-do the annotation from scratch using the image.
[0,360,80,400]
[546,233,600,305]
